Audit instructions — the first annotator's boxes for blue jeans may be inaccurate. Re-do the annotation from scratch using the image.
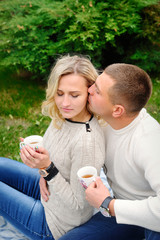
[0,157,54,240]
[59,208,160,240]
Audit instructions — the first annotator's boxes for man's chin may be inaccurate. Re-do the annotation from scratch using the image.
[88,103,92,111]
[88,103,96,115]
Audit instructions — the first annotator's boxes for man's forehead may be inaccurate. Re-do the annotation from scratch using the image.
[98,72,115,85]
[95,72,106,87]
[94,73,105,95]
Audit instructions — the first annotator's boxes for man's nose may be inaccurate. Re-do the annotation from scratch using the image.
[88,84,94,95]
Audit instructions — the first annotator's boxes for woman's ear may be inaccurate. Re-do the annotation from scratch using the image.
[112,105,125,118]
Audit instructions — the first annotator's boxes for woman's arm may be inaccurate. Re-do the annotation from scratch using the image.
[47,130,105,211]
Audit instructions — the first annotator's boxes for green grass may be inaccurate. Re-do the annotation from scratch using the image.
[0,70,50,161]
[0,70,160,161]
[146,78,160,122]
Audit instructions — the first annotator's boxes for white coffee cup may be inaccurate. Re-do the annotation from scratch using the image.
[77,166,97,189]
[20,135,43,150]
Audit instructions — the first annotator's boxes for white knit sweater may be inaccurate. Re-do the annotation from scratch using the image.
[103,108,160,232]
[42,117,105,240]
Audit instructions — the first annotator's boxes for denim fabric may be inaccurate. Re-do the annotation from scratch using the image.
[59,211,160,240]
[145,229,160,240]
[0,157,54,240]
[59,212,145,240]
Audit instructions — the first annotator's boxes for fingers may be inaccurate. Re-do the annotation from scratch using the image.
[88,180,97,188]
[95,176,103,187]
[20,145,51,169]
[20,145,40,168]
[35,146,48,154]
[85,176,111,208]
[87,176,102,189]
[39,177,50,202]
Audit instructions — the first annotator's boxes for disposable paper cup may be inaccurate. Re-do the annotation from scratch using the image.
[20,135,43,150]
[77,166,97,189]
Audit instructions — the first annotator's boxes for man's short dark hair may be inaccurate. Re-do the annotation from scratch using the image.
[104,63,152,114]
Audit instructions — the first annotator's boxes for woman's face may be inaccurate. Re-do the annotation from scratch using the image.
[54,73,90,122]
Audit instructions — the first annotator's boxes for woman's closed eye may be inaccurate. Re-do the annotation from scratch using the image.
[57,93,63,96]
[71,94,79,98]
[56,89,80,98]
[57,90,63,96]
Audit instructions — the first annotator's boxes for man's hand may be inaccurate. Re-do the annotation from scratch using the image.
[39,177,50,202]
[85,177,111,209]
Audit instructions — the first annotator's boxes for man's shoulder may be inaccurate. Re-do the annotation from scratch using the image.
[138,109,160,134]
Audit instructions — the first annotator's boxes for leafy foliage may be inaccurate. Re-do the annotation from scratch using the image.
[0,0,160,79]
[124,2,160,75]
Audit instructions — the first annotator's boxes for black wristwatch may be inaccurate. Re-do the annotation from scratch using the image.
[39,162,59,181]
[99,196,113,217]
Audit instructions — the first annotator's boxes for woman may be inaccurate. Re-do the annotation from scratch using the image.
[0,55,105,240]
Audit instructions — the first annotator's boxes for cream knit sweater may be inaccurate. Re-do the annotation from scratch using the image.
[103,108,160,232]
[42,117,105,240]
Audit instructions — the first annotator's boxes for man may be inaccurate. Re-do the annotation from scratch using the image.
[59,64,160,240]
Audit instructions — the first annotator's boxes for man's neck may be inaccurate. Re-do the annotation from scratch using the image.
[106,112,139,130]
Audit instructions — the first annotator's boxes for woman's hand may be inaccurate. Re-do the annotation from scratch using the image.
[39,177,50,202]
[20,145,51,169]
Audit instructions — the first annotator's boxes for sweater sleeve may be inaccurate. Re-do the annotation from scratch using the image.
[114,131,160,231]
[47,127,105,211]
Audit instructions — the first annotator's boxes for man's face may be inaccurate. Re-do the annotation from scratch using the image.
[88,72,115,121]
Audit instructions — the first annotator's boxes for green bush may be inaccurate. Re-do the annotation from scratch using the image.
[124,3,160,76]
[0,0,160,79]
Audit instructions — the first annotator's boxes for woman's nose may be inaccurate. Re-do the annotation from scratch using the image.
[62,95,70,106]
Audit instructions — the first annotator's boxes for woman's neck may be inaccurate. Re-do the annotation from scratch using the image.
[69,111,92,123]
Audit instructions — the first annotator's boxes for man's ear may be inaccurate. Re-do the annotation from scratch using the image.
[112,105,125,118]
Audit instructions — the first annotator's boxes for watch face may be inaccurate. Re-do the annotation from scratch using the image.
[99,207,110,217]
[39,169,48,177]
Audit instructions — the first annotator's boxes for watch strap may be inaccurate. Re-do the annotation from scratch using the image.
[99,196,113,217]
[44,165,59,181]
[101,196,113,209]
[45,162,54,173]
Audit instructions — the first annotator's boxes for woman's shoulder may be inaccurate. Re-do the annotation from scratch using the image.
[90,117,107,134]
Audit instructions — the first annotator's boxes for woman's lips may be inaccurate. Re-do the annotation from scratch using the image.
[62,108,73,112]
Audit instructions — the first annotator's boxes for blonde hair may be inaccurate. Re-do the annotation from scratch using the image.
[42,55,99,128]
